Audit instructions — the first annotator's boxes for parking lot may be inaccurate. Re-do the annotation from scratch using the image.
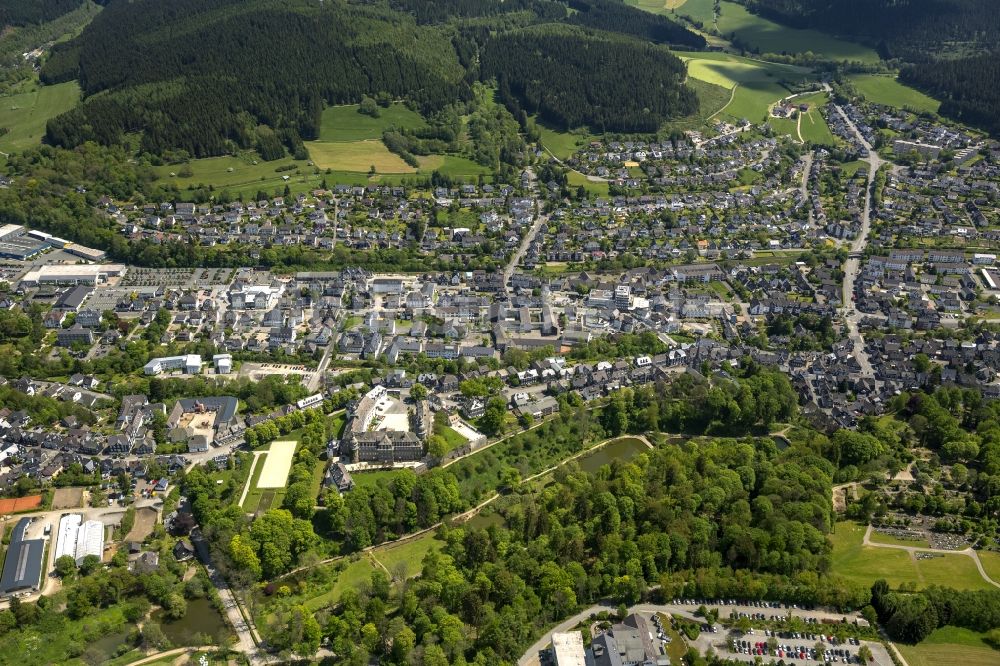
[659,599,891,666]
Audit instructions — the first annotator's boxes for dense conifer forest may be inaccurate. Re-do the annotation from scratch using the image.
[484,27,698,133]
[737,0,999,60]
[38,0,704,158]
[0,0,95,26]
[899,54,1000,137]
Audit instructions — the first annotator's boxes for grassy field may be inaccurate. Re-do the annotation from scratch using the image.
[0,81,80,154]
[897,627,999,666]
[152,153,322,197]
[352,468,412,490]
[307,102,489,179]
[829,522,993,591]
[979,551,1000,583]
[839,160,869,177]
[317,103,426,142]
[678,51,813,124]
[370,532,443,579]
[302,557,377,611]
[796,92,837,145]
[298,533,442,612]
[567,169,609,196]
[537,120,594,161]
[306,139,416,173]
[847,74,941,114]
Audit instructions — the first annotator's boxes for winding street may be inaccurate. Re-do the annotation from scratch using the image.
[832,103,886,382]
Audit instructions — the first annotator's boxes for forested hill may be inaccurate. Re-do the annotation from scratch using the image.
[737,0,1000,60]
[900,54,1000,137]
[39,0,704,159]
[0,0,99,26]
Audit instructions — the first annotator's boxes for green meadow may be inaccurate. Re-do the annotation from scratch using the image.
[847,74,941,113]
[0,81,80,154]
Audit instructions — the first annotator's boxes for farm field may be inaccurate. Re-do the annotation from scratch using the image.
[829,521,994,591]
[152,153,322,198]
[677,51,812,124]
[308,102,490,180]
[666,0,880,63]
[896,627,999,666]
[0,81,80,154]
[847,74,941,114]
[306,139,415,173]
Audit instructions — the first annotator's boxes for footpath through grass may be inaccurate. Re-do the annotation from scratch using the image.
[828,521,994,591]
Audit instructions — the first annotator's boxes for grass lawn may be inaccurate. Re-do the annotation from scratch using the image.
[435,424,468,453]
[0,80,80,154]
[829,521,993,591]
[839,160,869,177]
[979,551,1000,583]
[371,532,443,579]
[536,120,594,160]
[302,557,377,611]
[317,103,426,142]
[847,74,940,114]
[567,169,609,196]
[796,93,837,145]
[896,627,999,666]
[240,450,271,513]
[352,468,413,490]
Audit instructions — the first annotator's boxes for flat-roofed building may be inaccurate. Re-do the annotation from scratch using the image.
[0,518,44,597]
[552,632,586,666]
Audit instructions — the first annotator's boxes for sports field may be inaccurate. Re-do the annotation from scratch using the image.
[896,627,999,666]
[0,81,80,154]
[847,74,941,114]
[829,521,995,591]
[257,440,296,488]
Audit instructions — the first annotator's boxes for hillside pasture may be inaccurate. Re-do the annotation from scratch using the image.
[0,81,80,154]
[152,153,321,198]
[847,74,941,114]
[306,139,416,173]
[679,52,812,124]
[316,103,426,142]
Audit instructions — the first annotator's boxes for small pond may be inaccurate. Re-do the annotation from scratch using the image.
[152,597,228,646]
[575,437,649,473]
